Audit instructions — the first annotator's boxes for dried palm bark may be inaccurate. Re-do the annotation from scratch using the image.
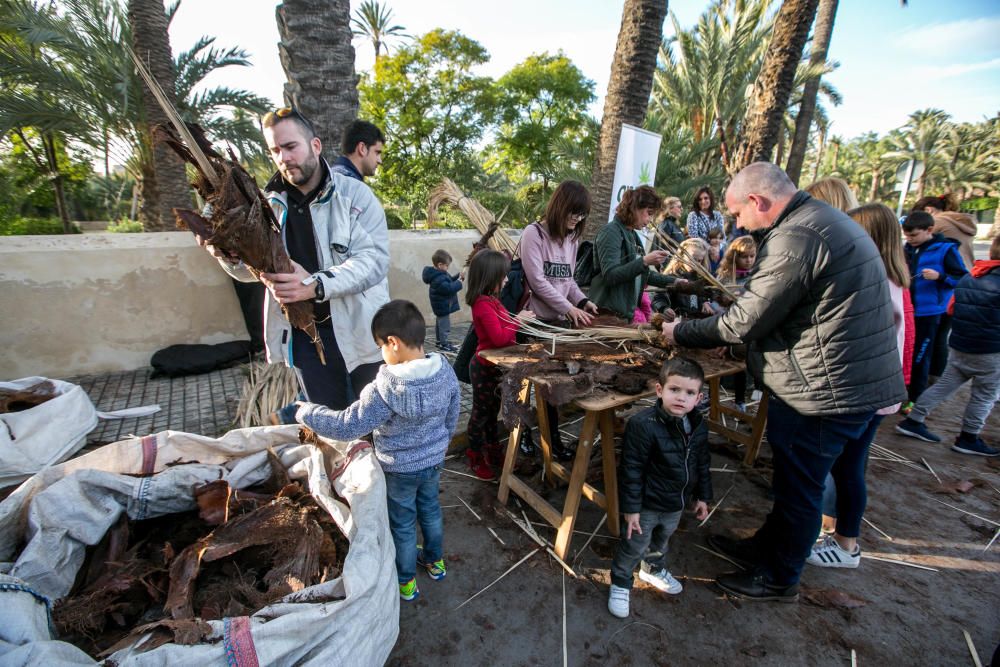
[128,49,324,363]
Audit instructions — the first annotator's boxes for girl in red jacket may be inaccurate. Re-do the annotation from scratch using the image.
[465,250,534,479]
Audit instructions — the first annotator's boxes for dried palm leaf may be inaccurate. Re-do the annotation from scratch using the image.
[128,48,325,363]
[428,178,517,258]
[235,361,300,428]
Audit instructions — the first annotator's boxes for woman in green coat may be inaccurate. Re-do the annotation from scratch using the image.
[590,186,680,321]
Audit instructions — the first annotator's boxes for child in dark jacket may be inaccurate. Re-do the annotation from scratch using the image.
[608,357,713,618]
[422,249,464,352]
[902,211,968,404]
[296,300,461,602]
[897,235,1000,457]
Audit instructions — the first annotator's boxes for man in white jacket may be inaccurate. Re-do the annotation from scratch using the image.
[203,107,389,409]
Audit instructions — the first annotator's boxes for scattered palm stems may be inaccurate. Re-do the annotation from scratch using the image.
[52,446,349,658]
[427,178,517,264]
[645,223,739,302]
[127,48,325,363]
[234,361,300,427]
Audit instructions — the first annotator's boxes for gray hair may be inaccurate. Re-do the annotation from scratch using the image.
[728,162,797,203]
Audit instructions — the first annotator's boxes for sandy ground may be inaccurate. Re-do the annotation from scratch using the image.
[387,383,999,667]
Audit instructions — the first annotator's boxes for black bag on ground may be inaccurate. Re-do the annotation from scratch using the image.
[453,327,478,384]
[150,340,255,378]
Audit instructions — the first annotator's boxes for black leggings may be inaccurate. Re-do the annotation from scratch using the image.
[468,355,503,452]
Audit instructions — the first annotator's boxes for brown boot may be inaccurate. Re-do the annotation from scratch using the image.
[466,448,496,481]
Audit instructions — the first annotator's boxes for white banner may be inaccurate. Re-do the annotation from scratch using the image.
[608,123,663,223]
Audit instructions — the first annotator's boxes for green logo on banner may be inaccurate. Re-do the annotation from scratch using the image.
[639,162,651,184]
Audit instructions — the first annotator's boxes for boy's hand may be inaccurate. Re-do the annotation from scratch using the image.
[920,268,940,281]
[693,500,709,521]
[624,513,642,540]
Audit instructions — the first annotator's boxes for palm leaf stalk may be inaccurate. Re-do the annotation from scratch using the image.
[645,223,738,300]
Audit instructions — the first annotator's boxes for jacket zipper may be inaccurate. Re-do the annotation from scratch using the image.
[678,426,691,511]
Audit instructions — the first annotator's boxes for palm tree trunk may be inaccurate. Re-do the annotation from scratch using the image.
[129,0,193,232]
[774,128,786,166]
[811,128,826,182]
[732,0,820,173]
[586,0,668,240]
[277,0,358,163]
[869,170,879,201]
[785,0,837,185]
[41,133,72,234]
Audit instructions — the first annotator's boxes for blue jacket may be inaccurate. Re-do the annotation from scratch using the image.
[949,261,1000,355]
[904,234,967,316]
[422,266,462,316]
[297,353,461,473]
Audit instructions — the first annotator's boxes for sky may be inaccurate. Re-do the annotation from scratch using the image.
[169,0,1000,142]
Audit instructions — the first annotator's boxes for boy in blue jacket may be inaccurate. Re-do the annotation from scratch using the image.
[897,236,1000,456]
[902,211,968,406]
[608,357,712,618]
[297,299,461,601]
[422,249,464,352]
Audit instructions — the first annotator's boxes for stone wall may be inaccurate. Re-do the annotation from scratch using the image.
[0,230,484,379]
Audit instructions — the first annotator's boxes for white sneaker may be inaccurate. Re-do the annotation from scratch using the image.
[638,567,683,594]
[806,535,860,568]
[608,584,630,618]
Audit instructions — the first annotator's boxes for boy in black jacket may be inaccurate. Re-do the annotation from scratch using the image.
[421,249,464,352]
[608,357,713,618]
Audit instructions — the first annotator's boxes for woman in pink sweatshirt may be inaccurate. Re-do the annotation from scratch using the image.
[518,181,599,460]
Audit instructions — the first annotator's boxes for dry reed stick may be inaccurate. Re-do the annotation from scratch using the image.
[931,498,1000,527]
[572,514,608,568]
[862,516,893,541]
[561,571,568,667]
[982,528,999,553]
[921,457,942,484]
[488,527,506,546]
[964,630,983,667]
[456,494,482,521]
[851,649,857,667]
[699,484,735,527]
[441,467,499,483]
[860,554,939,572]
[455,548,540,610]
[692,543,743,569]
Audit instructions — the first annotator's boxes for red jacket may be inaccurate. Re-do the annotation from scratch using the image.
[902,288,914,385]
[472,296,519,364]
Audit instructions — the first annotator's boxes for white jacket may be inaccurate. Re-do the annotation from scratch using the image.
[219,164,389,372]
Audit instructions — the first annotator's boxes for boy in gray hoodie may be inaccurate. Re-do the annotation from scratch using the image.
[297,299,461,601]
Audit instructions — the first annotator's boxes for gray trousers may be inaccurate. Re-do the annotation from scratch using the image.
[610,509,683,589]
[910,349,1000,434]
[435,315,452,346]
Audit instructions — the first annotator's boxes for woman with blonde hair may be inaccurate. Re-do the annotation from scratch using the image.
[807,202,911,570]
[805,177,860,212]
[715,236,757,289]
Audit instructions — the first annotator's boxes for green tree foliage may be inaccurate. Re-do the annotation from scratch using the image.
[359,29,497,224]
[491,52,595,191]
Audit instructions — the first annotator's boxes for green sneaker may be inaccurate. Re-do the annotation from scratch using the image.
[419,555,447,581]
[399,578,419,601]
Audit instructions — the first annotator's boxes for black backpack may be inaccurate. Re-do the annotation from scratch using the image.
[574,239,598,288]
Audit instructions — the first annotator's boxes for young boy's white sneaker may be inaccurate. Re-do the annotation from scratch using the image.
[806,535,860,568]
[608,584,630,618]
[638,567,683,594]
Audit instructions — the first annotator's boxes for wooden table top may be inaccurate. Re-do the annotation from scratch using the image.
[479,343,746,412]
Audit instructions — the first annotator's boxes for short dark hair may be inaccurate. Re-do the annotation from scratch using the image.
[616,185,663,227]
[902,210,935,231]
[543,180,591,241]
[465,249,509,307]
[432,249,452,266]
[262,106,317,141]
[690,186,716,214]
[371,299,426,348]
[341,120,386,155]
[659,356,705,386]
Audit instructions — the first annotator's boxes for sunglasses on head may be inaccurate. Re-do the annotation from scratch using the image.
[262,106,316,135]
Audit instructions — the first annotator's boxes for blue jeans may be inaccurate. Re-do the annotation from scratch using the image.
[753,398,874,585]
[435,315,452,347]
[384,465,444,583]
[820,415,884,538]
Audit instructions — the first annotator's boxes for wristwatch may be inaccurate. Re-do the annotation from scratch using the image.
[313,277,325,302]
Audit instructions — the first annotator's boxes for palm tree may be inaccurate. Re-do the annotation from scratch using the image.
[276,0,358,162]
[785,0,838,185]
[882,108,951,200]
[129,0,193,230]
[732,0,819,172]
[586,0,668,239]
[351,0,408,60]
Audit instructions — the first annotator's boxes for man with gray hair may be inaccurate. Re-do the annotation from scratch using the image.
[661,162,906,601]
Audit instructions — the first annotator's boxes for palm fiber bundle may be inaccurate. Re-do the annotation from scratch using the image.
[428,178,517,263]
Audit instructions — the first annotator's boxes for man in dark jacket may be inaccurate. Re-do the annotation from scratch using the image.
[608,357,712,618]
[660,162,906,601]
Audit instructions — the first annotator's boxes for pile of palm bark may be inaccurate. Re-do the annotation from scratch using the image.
[0,380,58,413]
[51,449,348,658]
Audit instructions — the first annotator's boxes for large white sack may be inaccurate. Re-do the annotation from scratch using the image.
[0,425,399,666]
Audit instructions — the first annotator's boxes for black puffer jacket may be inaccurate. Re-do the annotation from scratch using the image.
[619,404,712,514]
[675,192,907,416]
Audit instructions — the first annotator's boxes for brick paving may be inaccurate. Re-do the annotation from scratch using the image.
[66,324,473,447]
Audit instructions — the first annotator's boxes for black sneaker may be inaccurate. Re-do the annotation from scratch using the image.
[716,568,799,602]
[895,418,942,443]
[951,434,1000,457]
[706,534,760,569]
[518,429,536,456]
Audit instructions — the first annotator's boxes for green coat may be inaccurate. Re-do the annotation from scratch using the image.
[589,217,675,321]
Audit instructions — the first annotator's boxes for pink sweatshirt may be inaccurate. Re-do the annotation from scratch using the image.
[519,222,588,321]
